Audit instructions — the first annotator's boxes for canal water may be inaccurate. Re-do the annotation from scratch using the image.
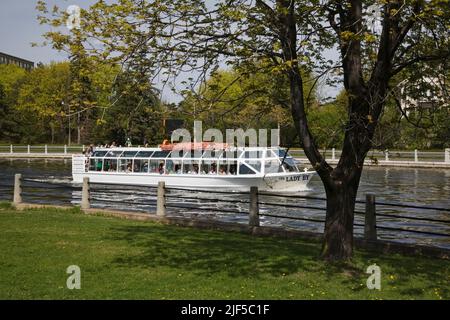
[0,159,449,249]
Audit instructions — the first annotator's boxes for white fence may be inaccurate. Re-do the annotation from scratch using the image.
[0,145,84,155]
[0,145,449,163]
[289,148,450,163]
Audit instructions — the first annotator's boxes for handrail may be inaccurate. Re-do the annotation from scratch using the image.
[6,176,450,243]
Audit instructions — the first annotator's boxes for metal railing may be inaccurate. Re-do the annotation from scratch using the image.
[6,174,450,247]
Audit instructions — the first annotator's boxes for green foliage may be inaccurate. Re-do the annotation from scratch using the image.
[0,60,163,145]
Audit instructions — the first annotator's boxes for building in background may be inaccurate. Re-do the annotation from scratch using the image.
[0,51,34,71]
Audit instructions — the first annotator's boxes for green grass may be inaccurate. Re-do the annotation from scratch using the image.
[0,206,448,299]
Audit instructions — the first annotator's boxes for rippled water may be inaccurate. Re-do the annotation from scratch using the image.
[0,159,449,249]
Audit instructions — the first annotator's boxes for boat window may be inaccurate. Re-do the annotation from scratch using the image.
[239,163,256,175]
[120,151,138,158]
[200,160,217,175]
[265,160,283,173]
[169,149,185,158]
[118,159,133,172]
[183,150,204,159]
[182,160,199,174]
[166,159,182,174]
[266,150,277,158]
[133,159,149,173]
[105,150,124,157]
[218,160,237,175]
[103,158,118,172]
[244,160,261,172]
[202,150,223,158]
[282,158,299,172]
[89,158,103,171]
[273,149,288,158]
[222,150,243,159]
[92,151,107,158]
[151,150,170,158]
[149,160,164,174]
[136,151,154,158]
[242,151,263,159]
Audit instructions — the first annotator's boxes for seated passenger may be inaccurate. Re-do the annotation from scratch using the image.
[158,163,164,174]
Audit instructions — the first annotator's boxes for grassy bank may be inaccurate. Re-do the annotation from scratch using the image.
[0,204,448,299]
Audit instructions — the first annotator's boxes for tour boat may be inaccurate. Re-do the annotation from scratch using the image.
[72,142,316,192]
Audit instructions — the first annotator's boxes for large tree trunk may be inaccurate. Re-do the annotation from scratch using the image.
[321,165,363,260]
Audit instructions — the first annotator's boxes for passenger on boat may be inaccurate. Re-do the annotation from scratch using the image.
[158,162,164,174]
[209,163,217,174]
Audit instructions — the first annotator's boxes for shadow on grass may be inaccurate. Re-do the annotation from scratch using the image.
[104,223,449,297]
[105,224,324,278]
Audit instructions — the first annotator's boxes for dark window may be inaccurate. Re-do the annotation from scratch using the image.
[151,151,170,158]
[120,151,138,158]
[136,151,154,158]
[105,150,124,157]
[92,151,107,157]
[239,163,256,175]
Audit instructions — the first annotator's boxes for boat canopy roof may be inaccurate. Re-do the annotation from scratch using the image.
[90,146,292,160]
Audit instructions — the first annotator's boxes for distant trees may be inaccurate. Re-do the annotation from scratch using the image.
[0,62,163,145]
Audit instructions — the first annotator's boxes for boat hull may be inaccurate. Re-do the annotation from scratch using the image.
[72,171,315,192]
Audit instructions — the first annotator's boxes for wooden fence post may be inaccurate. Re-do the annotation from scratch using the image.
[27,145,30,154]
[445,148,450,163]
[13,173,22,205]
[414,149,418,162]
[365,194,377,241]
[157,181,166,216]
[249,186,260,227]
[81,177,90,210]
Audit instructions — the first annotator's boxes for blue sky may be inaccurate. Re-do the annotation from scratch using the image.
[0,0,340,102]
[0,0,95,64]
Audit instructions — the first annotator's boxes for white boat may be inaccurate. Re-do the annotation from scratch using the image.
[72,142,316,192]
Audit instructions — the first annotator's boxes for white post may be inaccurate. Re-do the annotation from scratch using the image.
[157,181,166,216]
[27,145,30,154]
[81,177,90,210]
[414,149,418,162]
[10,145,13,154]
[45,144,48,154]
[332,148,336,160]
[64,145,67,154]
[385,149,389,161]
[13,173,22,205]
[445,148,450,163]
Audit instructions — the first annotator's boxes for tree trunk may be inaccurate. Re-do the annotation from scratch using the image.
[321,176,360,260]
